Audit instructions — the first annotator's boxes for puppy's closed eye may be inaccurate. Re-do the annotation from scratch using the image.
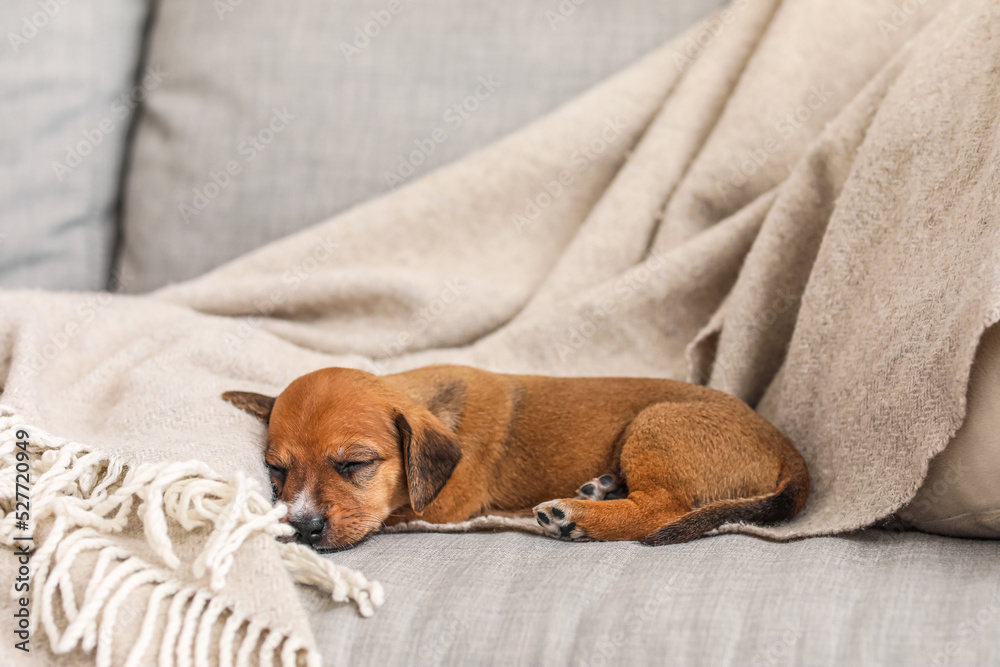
[332,459,376,478]
[266,463,287,501]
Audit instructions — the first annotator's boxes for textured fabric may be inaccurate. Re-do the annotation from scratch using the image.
[3,0,1000,663]
[0,350,378,666]
[903,323,1000,537]
[0,0,150,290]
[149,0,1000,540]
[303,530,1000,666]
[117,0,727,292]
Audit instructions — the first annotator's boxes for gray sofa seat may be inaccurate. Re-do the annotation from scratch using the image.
[302,531,1000,666]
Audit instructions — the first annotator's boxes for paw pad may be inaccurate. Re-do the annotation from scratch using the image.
[575,473,626,501]
[533,500,586,540]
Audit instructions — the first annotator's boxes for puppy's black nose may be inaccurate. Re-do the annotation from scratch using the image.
[290,515,327,545]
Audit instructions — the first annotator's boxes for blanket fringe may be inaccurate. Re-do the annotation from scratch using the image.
[0,406,383,666]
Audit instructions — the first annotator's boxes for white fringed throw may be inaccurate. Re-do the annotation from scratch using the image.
[0,407,382,666]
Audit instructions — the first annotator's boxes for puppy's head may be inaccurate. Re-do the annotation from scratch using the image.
[222,368,461,550]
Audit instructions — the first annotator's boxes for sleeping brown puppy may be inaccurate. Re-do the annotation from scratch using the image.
[222,364,808,551]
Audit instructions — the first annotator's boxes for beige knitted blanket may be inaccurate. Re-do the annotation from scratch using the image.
[3,0,1000,663]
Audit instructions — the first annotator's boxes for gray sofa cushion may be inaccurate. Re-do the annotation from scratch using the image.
[304,530,1000,666]
[0,0,150,290]
[117,0,726,293]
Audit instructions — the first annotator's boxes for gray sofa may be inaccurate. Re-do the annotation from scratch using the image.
[3,1,998,665]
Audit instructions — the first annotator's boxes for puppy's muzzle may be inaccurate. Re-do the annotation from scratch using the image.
[289,514,326,546]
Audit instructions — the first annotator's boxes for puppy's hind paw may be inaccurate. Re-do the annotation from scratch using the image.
[533,500,588,540]
[575,473,626,501]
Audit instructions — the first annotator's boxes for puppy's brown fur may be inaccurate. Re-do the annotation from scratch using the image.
[223,364,808,550]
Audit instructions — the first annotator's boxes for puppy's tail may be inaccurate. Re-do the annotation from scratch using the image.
[641,460,809,546]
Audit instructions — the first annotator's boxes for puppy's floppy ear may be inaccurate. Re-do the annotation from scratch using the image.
[222,391,276,424]
[395,407,463,513]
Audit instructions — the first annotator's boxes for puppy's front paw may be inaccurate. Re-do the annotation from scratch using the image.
[575,473,627,501]
[533,500,588,540]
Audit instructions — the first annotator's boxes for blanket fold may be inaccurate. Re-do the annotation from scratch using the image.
[3,0,1000,663]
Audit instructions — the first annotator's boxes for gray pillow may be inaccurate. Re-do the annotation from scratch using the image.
[0,0,150,290]
[117,0,726,293]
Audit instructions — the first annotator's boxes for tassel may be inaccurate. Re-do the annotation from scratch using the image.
[0,406,380,666]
